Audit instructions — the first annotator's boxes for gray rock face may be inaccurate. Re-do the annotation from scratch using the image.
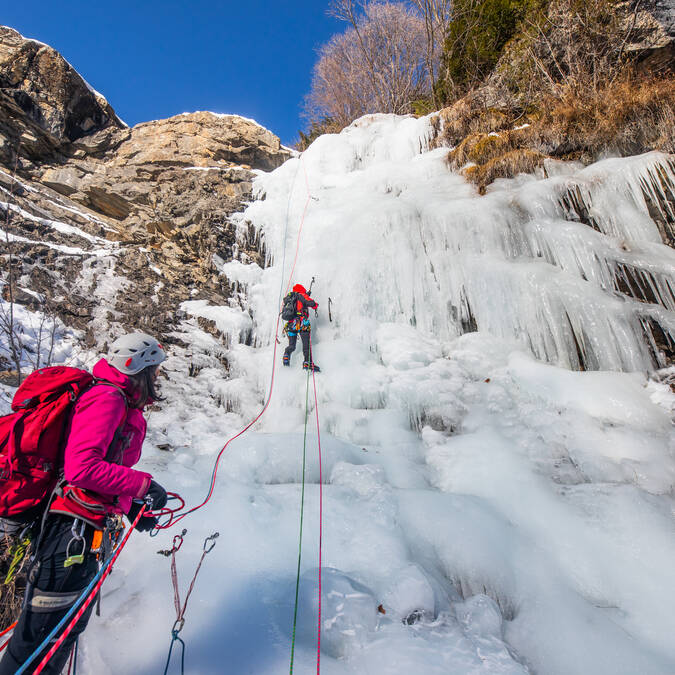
[0,26,124,145]
[652,0,675,37]
[626,0,675,72]
[0,26,289,362]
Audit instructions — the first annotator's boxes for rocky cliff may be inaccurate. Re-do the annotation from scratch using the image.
[0,26,291,376]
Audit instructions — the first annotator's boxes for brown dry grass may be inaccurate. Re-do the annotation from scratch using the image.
[435,97,516,148]
[441,75,675,192]
[537,77,675,159]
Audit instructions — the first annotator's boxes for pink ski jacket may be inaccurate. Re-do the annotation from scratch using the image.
[50,359,152,523]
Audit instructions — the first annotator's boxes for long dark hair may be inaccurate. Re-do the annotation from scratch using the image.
[130,365,165,409]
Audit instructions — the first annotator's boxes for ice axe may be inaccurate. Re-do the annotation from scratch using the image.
[308,276,318,317]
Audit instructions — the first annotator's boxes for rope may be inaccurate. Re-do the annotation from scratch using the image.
[163,634,185,675]
[72,637,79,674]
[309,333,324,674]
[0,621,17,642]
[162,529,219,675]
[66,639,77,675]
[0,620,17,653]
[289,367,312,674]
[161,531,219,675]
[16,505,148,675]
[154,154,314,532]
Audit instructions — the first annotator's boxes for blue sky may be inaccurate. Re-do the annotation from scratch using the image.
[4,1,340,145]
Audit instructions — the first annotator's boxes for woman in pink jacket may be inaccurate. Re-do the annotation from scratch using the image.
[0,333,168,675]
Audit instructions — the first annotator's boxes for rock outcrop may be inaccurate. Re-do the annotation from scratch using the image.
[0,26,125,165]
[0,26,291,368]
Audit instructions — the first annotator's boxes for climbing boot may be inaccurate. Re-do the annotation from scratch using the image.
[303,361,321,373]
[282,354,290,367]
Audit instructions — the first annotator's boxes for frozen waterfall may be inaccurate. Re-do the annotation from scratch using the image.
[234,114,675,373]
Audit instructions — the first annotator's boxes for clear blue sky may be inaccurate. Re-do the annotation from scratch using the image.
[3,1,340,146]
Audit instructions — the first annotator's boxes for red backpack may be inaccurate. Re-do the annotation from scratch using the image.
[0,366,94,518]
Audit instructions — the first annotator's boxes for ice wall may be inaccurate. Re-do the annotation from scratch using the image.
[234,114,675,372]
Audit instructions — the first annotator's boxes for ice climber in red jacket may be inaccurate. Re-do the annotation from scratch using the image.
[282,283,320,372]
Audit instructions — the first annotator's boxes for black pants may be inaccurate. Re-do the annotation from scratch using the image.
[0,516,98,675]
[284,330,311,363]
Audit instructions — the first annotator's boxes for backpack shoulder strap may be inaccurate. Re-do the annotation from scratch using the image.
[88,381,130,463]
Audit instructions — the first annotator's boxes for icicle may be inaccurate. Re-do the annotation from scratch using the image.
[234,115,675,373]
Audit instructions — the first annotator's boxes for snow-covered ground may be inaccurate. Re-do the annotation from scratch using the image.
[3,114,675,674]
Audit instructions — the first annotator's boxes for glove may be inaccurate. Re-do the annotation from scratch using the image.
[145,480,168,511]
[127,500,158,533]
[135,515,158,532]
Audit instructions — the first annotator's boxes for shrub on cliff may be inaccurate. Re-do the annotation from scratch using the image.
[437,0,541,100]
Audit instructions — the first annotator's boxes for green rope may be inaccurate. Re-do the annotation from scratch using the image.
[289,368,312,674]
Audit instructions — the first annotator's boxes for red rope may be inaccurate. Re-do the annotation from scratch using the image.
[32,506,147,674]
[66,642,75,675]
[155,155,314,530]
[0,621,17,642]
[282,159,313,297]
[309,334,323,673]
[0,620,18,652]
[169,532,218,633]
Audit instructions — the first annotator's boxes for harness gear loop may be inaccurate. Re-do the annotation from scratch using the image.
[64,519,87,568]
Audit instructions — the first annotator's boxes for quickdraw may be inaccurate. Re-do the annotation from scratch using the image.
[161,531,219,675]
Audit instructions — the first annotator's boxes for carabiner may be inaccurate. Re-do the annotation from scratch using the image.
[203,532,219,553]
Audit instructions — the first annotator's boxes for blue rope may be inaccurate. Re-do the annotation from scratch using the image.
[163,632,186,675]
[14,551,114,674]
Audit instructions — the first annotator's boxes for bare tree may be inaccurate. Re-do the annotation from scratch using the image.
[308,2,437,127]
[0,150,23,383]
[408,0,453,107]
[522,0,653,98]
[0,149,60,383]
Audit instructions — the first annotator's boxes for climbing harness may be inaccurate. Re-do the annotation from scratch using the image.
[160,530,219,675]
[16,504,149,675]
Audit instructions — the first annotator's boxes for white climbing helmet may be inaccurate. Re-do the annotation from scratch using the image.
[107,332,167,375]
